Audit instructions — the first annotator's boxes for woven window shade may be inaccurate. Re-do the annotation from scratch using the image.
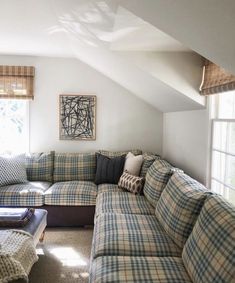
[200,60,235,95]
[0,66,35,100]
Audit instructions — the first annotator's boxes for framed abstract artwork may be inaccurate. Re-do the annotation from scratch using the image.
[59,94,96,140]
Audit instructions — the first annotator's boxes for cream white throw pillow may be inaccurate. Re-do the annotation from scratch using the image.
[124,152,143,176]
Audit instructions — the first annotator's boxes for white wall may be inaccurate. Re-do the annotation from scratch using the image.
[0,55,163,154]
[163,109,210,185]
[120,51,204,106]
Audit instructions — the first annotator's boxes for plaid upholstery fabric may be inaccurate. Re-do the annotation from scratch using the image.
[0,181,51,206]
[97,184,123,195]
[182,194,235,283]
[44,181,97,206]
[98,149,142,158]
[25,151,54,182]
[53,153,96,182]
[92,213,181,259]
[156,173,210,248]
[90,256,191,283]
[140,152,161,178]
[95,191,155,217]
[143,159,182,207]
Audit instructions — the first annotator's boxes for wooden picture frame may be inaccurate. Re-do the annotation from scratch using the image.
[59,94,96,140]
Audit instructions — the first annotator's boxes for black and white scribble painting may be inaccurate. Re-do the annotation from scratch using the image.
[59,95,96,140]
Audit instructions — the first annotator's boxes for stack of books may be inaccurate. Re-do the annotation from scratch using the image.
[0,208,35,227]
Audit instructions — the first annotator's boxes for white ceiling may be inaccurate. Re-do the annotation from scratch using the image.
[0,0,207,112]
[0,0,189,56]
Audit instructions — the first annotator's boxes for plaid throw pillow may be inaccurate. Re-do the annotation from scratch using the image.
[0,156,27,187]
[118,171,144,194]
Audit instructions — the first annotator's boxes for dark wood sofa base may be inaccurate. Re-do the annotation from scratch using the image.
[40,205,95,227]
[2,205,95,227]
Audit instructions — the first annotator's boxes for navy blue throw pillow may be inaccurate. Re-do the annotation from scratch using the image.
[95,153,126,185]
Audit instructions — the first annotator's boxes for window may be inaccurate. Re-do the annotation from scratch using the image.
[0,99,29,154]
[211,91,235,205]
[0,65,34,154]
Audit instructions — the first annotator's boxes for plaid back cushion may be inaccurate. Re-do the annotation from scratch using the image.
[140,152,161,178]
[156,173,211,248]
[182,195,235,283]
[118,171,144,194]
[143,159,182,207]
[99,149,142,158]
[25,152,54,182]
[53,152,96,182]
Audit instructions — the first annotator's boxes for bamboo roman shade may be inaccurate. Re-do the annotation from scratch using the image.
[200,60,235,95]
[0,66,35,99]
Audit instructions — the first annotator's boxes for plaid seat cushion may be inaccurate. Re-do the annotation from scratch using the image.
[97,184,123,195]
[98,149,142,158]
[95,191,155,217]
[0,181,51,206]
[44,181,97,206]
[182,195,235,283]
[139,152,161,178]
[143,159,182,207]
[25,152,54,182]
[53,153,96,182]
[92,213,181,259]
[156,173,211,248]
[90,256,192,283]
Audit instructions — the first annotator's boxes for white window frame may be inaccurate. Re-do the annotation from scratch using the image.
[25,100,30,152]
[211,119,235,194]
[209,92,235,203]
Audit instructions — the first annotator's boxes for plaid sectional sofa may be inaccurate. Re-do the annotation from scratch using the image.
[0,150,234,282]
[0,149,158,226]
[90,159,235,282]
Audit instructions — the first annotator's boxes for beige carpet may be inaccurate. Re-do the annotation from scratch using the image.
[29,227,93,283]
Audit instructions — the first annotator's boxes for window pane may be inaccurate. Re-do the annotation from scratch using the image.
[211,151,226,182]
[212,150,235,189]
[0,99,28,154]
[228,122,235,154]
[218,91,235,119]
[213,121,228,152]
[211,179,235,206]
[213,121,235,154]
[211,179,227,196]
[226,155,235,188]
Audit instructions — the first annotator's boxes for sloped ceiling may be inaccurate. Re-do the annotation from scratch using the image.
[120,0,235,75]
[0,0,220,112]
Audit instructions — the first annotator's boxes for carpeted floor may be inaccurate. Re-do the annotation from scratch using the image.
[29,227,93,283]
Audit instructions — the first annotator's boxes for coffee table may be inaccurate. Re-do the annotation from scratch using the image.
[0,209,47,246]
